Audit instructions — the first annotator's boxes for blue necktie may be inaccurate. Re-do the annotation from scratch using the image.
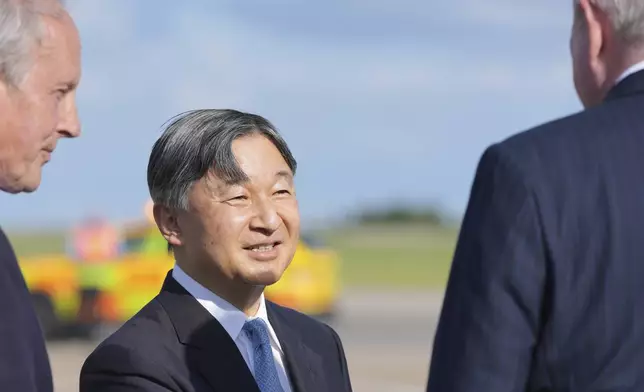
[242,318,285,392]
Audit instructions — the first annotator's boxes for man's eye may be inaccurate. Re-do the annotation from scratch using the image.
[274,190,290,196]
[56,86,70,95]
[229,195,247,201]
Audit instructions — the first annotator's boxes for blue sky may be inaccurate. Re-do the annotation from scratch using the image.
[1,0,582,229]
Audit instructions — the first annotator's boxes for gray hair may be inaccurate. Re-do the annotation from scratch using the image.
[0,0,67,87]
[577,0,644,45]
[147,109,298,210]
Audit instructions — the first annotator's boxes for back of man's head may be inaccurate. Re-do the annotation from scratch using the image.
[571,0,644,107]
[0,0,81,194]
[588,1,644,44]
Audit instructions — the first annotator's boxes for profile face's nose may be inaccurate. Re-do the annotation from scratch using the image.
[58,92,81,138]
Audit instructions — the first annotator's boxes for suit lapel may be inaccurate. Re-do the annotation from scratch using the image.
[157,272,260,392]
[267,302,326,392]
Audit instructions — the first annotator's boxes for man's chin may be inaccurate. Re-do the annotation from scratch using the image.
[15,179,41,194]
[20,169,43,193]
[19,184,40,193]
[242,268,285,287]
[0,178,40,194]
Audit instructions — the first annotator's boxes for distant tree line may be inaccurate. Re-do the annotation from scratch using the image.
[352,204,452,226]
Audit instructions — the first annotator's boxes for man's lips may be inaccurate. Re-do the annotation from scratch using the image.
[42,149,53,162]
[242,241,282,251]
[243,241,283,262]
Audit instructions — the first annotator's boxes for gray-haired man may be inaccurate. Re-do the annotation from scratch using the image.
[0,0,81,391]
[80,109,352,392]
[427,0,644,391]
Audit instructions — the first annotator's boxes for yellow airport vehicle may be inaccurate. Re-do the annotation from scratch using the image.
[264,233,340,318]
[20,254,80,338]
[92,222,341,324]
[19,204,341,338]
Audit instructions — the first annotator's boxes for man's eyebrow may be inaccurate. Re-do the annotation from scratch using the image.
[57,81,78,92]
[276,170,293,181]
[215,170,292,189]
[205,175,243,196]
[64,81,77,91]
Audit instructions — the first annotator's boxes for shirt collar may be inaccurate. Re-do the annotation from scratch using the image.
[615,60,644,86]
[171,264,283,352]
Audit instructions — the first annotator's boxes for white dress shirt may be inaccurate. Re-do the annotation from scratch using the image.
[172,265,293,392]
[615,60,644,85]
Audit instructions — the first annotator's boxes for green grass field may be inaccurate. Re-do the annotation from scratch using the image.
[7,223,458,289]
[322,224,457,288]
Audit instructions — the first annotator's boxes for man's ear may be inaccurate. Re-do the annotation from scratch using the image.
[579,0,608,73]
[153,203,183,248]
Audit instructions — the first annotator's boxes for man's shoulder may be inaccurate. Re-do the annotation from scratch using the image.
[478,100,635,182]
[79,295,184,391]
[497,108,590,155]
[268,301,338,340]
[268,302,351,389]
[83,296,174,369]
[498,98,638,156]
[0,227,16,260]
[0,226,32,294]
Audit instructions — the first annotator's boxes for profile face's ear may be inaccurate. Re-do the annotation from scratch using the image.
[153,203,183,247]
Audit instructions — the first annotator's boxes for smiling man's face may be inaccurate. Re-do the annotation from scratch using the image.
[173,132,300,290]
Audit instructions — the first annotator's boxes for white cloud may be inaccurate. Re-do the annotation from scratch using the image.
[67,0,573,112]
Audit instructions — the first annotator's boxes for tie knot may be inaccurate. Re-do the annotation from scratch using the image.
[243,318,271,347]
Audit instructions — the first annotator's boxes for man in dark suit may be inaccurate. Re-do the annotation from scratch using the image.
[427,1,644,391]
[80,109,353,392]
[0,1,81,391]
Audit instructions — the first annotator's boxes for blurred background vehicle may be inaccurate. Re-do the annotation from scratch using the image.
[17,200,342,339]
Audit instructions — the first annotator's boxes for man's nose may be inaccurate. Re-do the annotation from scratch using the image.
[250,199,281,233]
[58,94,81,138]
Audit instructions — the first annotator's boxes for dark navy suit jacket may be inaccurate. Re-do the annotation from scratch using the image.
[0,227,52,392]
[427,69,644,392]
[80,272,353,392]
